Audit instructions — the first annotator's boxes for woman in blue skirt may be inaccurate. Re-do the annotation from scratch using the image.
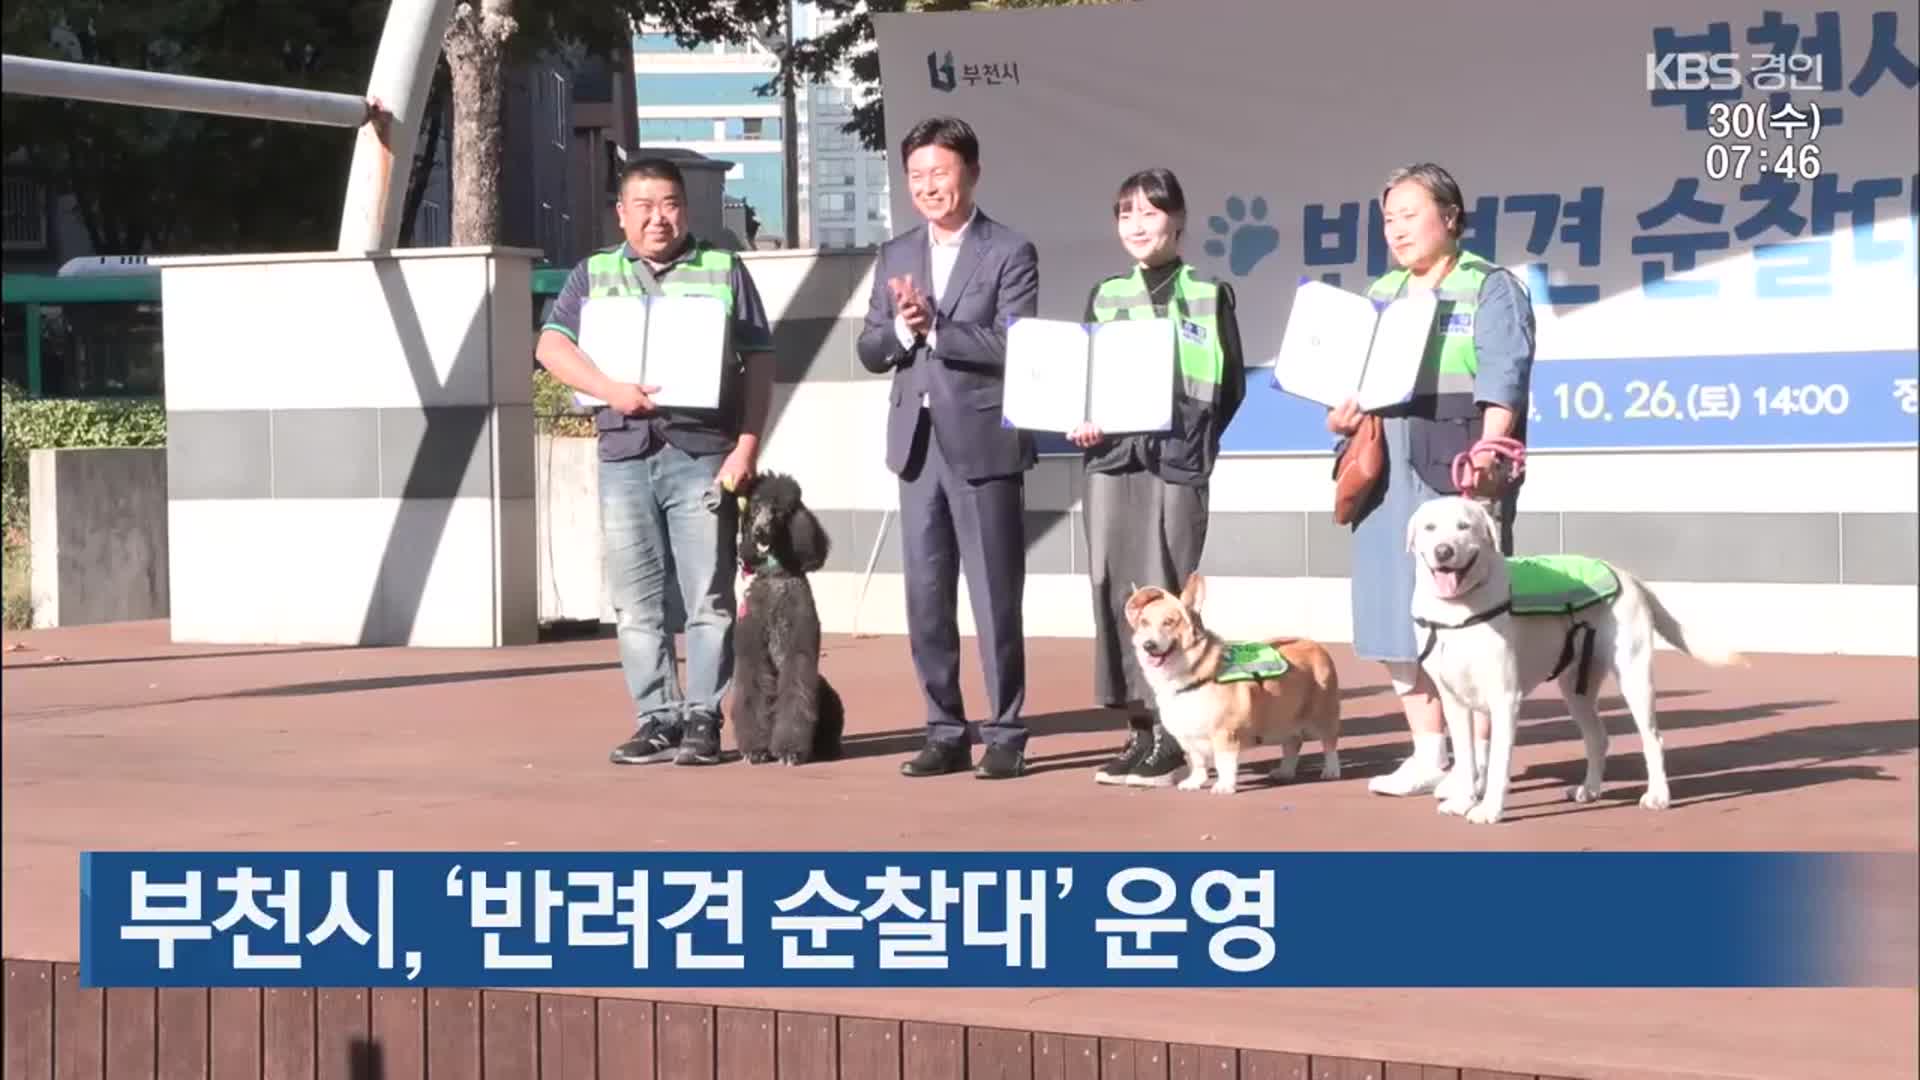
[1326,163,1537,796]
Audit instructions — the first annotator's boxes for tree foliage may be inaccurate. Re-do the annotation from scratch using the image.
[0,0,1123,254]
[1,0,388,254]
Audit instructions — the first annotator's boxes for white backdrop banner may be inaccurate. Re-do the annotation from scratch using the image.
[872,0,1920,453]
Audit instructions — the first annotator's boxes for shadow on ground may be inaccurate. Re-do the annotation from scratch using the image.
[1266,707,1913,817]
[2,644,365,670]
[1505,714,1919,818]
[831,693,1897,808]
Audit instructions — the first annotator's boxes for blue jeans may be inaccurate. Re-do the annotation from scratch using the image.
[599,444,737,731]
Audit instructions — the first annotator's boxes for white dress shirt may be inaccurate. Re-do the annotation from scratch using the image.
[896,207,978,406]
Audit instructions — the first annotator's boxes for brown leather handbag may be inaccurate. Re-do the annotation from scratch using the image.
[1332,414,1385,525]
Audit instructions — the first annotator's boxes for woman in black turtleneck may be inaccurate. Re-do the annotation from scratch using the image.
[1071,168,1248,789]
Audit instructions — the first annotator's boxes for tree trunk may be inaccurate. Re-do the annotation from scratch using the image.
[442,0,517,246]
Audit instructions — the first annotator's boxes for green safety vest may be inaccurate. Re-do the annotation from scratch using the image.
[1090,263,1225,406]
[1414,554,1621,694]
[585,243,736,309]
[1506,554,1620,616]
[1366,253,1498,407]
[1215,641,1291,684]
[578,241,742,457]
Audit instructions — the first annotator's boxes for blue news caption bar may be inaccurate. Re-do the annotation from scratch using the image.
[79,852,1909,989]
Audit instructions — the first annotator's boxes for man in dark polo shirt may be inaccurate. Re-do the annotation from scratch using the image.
[535,157,776,767]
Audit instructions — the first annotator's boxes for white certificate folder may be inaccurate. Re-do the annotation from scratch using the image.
[1271,279,1437,411]
[1001,317,1176,434]
[572,294,732,410]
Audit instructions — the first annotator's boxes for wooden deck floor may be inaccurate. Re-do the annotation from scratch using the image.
[4,620,1915,1080]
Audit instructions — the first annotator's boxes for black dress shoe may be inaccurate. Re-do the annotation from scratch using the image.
[974,744,1026,780]
[900,742,972,777]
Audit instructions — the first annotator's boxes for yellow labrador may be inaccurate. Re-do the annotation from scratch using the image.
[1406,496,1745,824]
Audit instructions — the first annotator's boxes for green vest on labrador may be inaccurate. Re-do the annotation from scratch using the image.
[1506,554,1620,616]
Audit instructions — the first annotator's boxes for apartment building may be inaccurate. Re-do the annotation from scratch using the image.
[631,4,891,249]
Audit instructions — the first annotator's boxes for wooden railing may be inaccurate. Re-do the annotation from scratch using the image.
[3,960,1572,1079]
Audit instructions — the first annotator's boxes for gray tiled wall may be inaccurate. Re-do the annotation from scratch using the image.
[168,407,533,502]
[809,508,1917,586]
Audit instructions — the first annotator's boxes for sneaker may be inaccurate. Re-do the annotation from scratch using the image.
[674,714,723,766]
[610,718,681,765]
[899,741,972,777]
[1094,722,1153,785]
[1124,725,1187,788]
[1367,755,1449,796]
[974,743,1027,780]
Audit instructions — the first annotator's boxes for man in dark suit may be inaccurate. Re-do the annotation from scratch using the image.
[856,115,1039,780]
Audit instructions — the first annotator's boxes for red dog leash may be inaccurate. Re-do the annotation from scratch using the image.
[1451,436,1527,497]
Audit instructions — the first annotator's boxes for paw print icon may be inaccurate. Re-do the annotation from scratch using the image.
[1203,195,1280,278]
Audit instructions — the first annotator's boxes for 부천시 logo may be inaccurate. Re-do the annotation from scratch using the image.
[928,50,957,93]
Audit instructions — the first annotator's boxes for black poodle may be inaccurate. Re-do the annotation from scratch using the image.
[731,471,845,765]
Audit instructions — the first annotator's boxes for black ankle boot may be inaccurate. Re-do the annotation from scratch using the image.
[1124,723,1187,787]
[1094,715,1154,786]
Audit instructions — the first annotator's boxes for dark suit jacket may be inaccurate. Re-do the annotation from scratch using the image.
[856,210,1040,481]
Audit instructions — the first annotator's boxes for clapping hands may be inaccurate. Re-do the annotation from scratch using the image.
[888,275,933,339]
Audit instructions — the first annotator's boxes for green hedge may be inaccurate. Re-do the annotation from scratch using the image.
[1,381,167,536]
[533,369,594,438]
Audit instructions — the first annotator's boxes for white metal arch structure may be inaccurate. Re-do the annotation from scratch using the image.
[1,0,454,253]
